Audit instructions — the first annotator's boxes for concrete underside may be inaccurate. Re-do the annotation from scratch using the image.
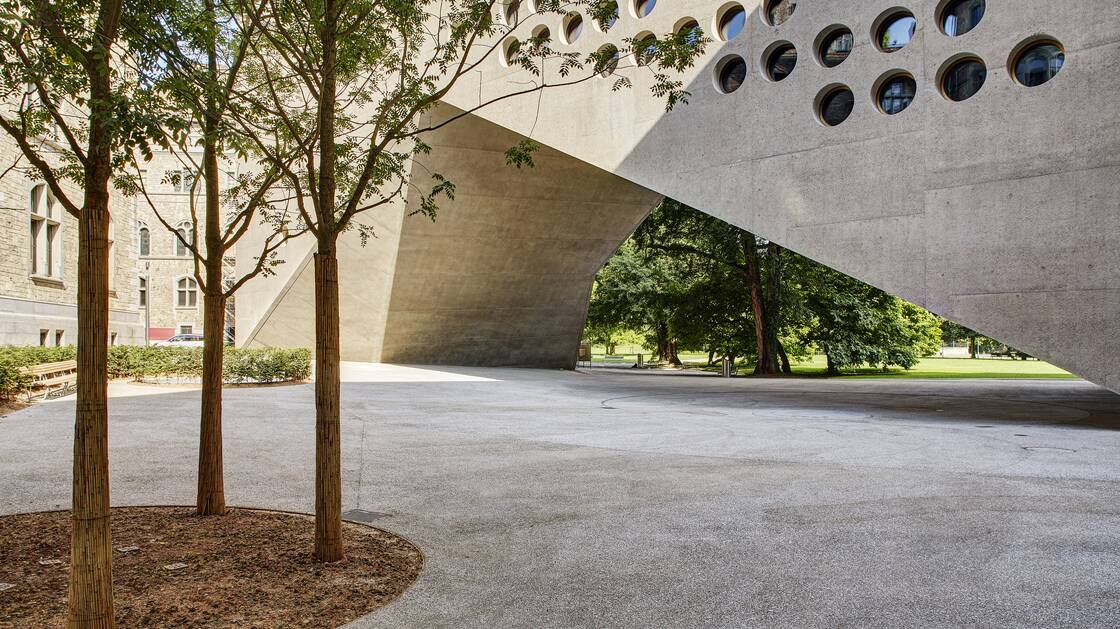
[3,367,1120,627]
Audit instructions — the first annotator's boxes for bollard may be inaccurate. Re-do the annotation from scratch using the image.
[637,353,644,368]
[722,356,732,378]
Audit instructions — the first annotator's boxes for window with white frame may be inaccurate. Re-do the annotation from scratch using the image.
[170,169,197,193]
[176,277,198,308]
[138,222,150,256]
[29,184,62,278]
[139,276,147,306]
[174,222,193,257]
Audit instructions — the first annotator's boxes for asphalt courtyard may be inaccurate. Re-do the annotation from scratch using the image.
[3,364,1120,628]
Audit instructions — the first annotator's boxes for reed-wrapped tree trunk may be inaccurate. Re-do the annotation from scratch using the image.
[313,250,343,561]
[196,276,227,515]
[69,179,114,628]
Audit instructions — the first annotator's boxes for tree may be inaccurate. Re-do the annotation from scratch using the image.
[122,0,302,516]
[633,199,788,374]
[236,0,706,561]
[0,0,165,624]
[794,260,942,374]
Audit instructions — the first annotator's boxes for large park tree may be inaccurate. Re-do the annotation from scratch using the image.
[234,0,706,561]
[0,0,165,624]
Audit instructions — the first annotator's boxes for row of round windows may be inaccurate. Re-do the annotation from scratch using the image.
[716,38,1064,129]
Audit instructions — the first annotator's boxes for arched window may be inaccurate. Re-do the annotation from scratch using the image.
[29,183,62,278]
[175,222,194,257]
[176,277,198,308]
[138,223,151,256]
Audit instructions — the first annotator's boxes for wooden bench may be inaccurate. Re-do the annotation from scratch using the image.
[21,360,77,400]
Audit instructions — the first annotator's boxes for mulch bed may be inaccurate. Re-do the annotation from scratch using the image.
[0,507,423,627]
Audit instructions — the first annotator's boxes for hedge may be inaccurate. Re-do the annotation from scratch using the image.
[0,345,311,399]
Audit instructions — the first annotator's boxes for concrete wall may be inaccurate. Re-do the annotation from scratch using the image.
[435,0,1120,392]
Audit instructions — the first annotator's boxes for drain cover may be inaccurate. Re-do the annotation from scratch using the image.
[342,509,390,523]
[1022,446,1078,453]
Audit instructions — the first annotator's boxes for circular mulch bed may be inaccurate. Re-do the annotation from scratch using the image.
[0,507,423,627]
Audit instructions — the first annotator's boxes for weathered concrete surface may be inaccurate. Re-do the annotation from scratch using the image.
[3,367,1120,627]
[435,0,1120,391]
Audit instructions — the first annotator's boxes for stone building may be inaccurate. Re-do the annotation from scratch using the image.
[0,137,234,345]
[0,135,144,346]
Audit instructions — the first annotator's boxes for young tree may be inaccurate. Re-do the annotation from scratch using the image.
[0,0,164,623]
[235,0,706,561]
[123,0,301,516]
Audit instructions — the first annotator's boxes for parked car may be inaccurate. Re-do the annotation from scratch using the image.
[155,333,205,347]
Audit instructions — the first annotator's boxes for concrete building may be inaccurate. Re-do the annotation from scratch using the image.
[238,0,1120,394]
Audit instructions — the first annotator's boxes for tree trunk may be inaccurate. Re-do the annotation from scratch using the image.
[69,178,113,629]
[313,250,343,562]
[742,232,779,375]
[778,340,792,375]
[968,336,978,359]
[826,353,840,376]
[666,339,682,366]
[196,284,226,515]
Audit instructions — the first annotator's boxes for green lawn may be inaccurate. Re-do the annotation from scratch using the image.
[787,355,1077,380]
[586,347,1077,380]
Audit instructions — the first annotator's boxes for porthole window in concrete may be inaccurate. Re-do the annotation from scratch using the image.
[501,37,521,66]
[597,44,621,76]
[876,11,917,52]
[942,57,986,101]
[818,85,855,126]
[596,1,619,31]
[765,43,797,82]
[818,26,853,68]
[635,33,658,65]
[941,0,984,37]
[765,0,796,27]
[717,5,746,41]
[676,19,702,48]
[532,25,551,41]
[635,0,655,18]
[563,14,584,44]
[1013,41,1065,87]
[504,0,521,26]
[716,55,747,93]
[877,72,917,114]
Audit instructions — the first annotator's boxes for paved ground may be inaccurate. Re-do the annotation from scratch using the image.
[3,364,1120,628]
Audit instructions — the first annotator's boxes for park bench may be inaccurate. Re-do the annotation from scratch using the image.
[20,360,77,400]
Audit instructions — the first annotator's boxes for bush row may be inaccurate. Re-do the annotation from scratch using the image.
[0,345,311,399]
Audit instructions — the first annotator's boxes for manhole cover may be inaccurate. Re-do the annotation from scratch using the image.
[342,509,390,523]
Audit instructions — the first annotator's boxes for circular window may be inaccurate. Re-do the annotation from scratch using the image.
[717,5,746,41]
[765,0,797,27]
[940,0,984,37]
[817,26,853,68]
[716,55,747,94]
[1013,40,1065,87]
[635,0,656,18]
[501,37,521,66]
[876,11,917,52]
[504,0,521,26]
[596,44,621,76]
[764,43,797,82]
[532,25,551,41]
[635,33,657,65]
[818,85,855,126]
[563,14,584,44]
[596,1,619,31]
[877,72,917,114]
[676,19,702,48]
[942,57,986,101]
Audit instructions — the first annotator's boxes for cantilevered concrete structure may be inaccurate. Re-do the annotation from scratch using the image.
[238,0,1120,393]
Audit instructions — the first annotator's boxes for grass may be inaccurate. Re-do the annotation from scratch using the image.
[586,347,1077,380]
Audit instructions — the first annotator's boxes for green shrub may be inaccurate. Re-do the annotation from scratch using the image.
[1,344,310,399]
